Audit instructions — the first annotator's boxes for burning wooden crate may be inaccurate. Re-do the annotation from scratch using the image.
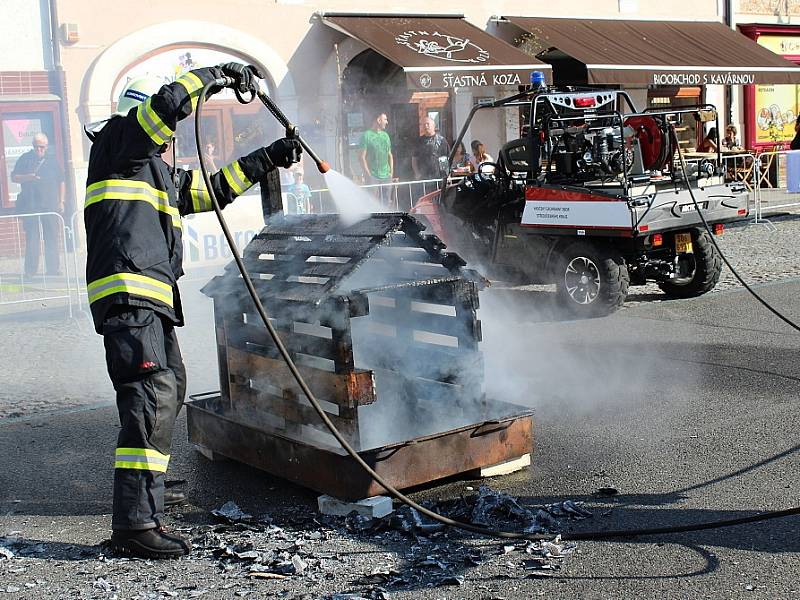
[189,213,533,499]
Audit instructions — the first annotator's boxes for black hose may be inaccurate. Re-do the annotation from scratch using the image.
[194,82,800,542]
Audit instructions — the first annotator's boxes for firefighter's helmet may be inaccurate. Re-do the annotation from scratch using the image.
[114,76,164,116]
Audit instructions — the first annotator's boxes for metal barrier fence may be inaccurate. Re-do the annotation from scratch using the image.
[308,177,450,213]
[68,209,88,313]
[721,152,760,221]
[0,212,74,317]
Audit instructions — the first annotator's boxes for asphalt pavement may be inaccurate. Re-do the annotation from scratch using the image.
[1,273,799,598]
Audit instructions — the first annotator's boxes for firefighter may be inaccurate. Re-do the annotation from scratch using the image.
[84,63,301,559]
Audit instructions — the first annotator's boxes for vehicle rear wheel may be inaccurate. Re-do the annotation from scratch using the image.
[556,241,629,317]
[658,228,722,298]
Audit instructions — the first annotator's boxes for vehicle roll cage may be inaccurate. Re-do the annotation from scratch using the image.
[443,88,721,197]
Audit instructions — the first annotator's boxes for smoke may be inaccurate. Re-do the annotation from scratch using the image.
[476,285,698,426]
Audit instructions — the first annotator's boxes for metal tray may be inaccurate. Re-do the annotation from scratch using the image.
[187,391,534,500]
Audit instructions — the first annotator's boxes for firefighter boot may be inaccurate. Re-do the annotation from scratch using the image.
[111,527,192,559]
[164,480,187,507]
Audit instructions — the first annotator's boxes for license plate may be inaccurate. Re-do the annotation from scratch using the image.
[675,232,693,254]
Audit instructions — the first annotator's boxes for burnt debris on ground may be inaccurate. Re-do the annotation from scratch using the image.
[0,486,591,598]
[149,487,585,594]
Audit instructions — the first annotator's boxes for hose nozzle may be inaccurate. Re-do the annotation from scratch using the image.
[316,160,331,174]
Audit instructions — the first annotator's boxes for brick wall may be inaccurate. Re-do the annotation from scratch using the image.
[0,71,53,96]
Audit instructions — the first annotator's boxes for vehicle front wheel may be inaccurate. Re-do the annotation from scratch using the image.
[658,228,722,298]
[555,241,629,317]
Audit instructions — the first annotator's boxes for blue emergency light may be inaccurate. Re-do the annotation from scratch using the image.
[530,71,546,89]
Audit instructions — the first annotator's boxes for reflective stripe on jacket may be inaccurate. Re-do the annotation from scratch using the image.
[84,67,271,332]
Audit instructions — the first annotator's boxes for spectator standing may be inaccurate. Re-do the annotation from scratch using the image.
[11,133,65,277]
[287,170,311,214]
[470,140,495,173]
[359,112,394,206]
[412,117,450,180]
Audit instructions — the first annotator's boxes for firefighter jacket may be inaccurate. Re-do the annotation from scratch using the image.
[84,68,273,333]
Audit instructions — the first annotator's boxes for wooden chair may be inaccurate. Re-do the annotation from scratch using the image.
[734,155,756,191]
[757,143,784,189]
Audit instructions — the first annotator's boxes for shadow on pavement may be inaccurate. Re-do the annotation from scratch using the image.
[0,537,103,561]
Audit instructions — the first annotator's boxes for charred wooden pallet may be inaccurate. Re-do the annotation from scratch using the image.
[193,213,532,493]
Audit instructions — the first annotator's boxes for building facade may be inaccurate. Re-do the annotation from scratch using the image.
[4,0,784,216]
[735,0,800,150]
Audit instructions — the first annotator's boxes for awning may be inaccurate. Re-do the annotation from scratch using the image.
[322,13,551,90]
[500,17,800,85]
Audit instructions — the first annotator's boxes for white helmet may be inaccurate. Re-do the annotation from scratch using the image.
[114,76,164,116]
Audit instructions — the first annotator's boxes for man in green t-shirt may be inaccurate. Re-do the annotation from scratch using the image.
[359,112,394,207]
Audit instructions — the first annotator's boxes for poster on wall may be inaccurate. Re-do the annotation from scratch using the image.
[753,84,798,145]
[754,35,800,147]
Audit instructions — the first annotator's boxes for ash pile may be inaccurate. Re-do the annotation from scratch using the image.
[191,213,534,498]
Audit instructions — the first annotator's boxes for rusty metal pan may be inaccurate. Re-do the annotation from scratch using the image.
[187,391,533,500]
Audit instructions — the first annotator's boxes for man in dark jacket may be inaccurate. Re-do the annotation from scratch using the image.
[412,117,450,180]
[85,63,301,559]
[11,133,65,276]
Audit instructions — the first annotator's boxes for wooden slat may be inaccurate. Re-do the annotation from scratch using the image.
[241,254,308,274]
[241,256,355,280]
[227,346,375,407]
[228,382,360,445]
[255,214,403,237]
[360,259,453,282]
[353,331,483,385]
[225,318,339,362]
[367,304,476,338]
[455,299,481,348]
[380,280,459,304]
[234,300,349,328]
[245,237,376,258]
[215,303,231,405]
[409,377,467,405]
[374,245,435,260]
[247,279,333,303]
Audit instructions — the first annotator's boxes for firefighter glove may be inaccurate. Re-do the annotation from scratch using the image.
[263,138,302,169]
[218,62,263,94]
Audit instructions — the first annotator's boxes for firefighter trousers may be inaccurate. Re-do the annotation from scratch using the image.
[101,307,186,531]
